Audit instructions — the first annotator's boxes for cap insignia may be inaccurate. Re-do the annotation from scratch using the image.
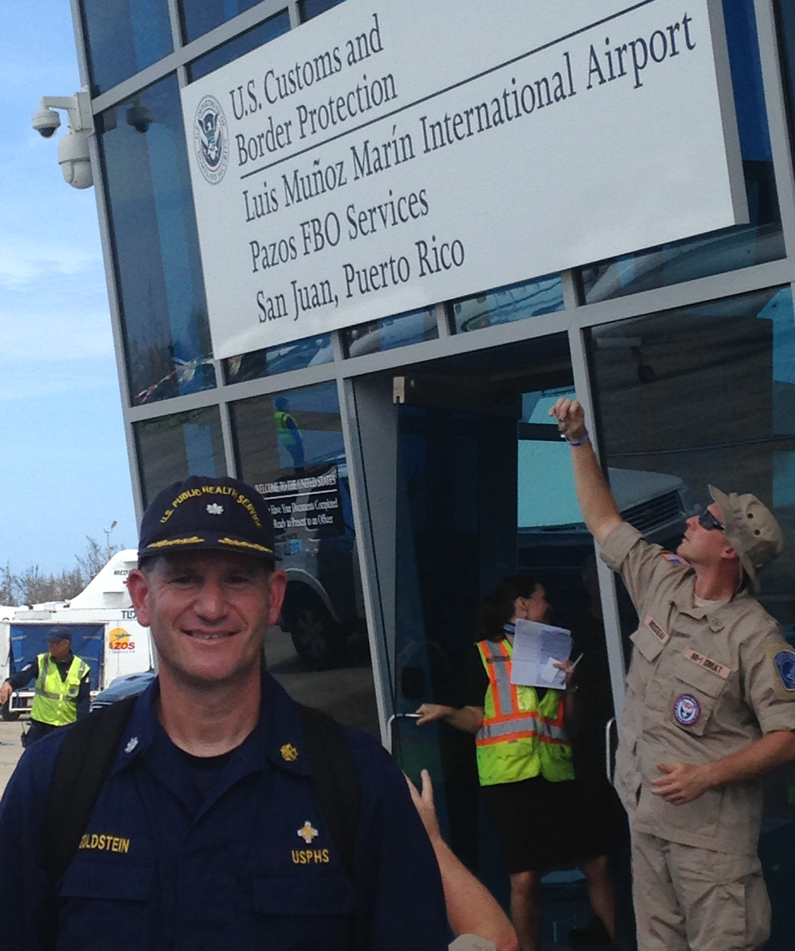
[297,821,319,843]
[206,503,224,515]
[218,537,274,553]
[280,743,298,762]
[146,536,205,549]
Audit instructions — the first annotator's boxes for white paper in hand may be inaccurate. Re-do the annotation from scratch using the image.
[510,619,572,689]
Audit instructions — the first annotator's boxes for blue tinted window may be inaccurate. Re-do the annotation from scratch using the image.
[299,0,345,23]
[774,0,795,168]
[181,0,285,45]
[234,382,343,476]
[224,333,333,384]
[579,0,783,303]
[136,406,226,506]
[451,275,563,333]
[80,0,173,95]
[188,12,290,82]
[232,381,378,728]
[98,75,216,406]
[343,308,437,356]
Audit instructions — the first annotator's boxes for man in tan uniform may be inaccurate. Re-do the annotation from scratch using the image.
[551,397,795,951]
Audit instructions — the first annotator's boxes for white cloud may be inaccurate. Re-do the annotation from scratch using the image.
[0,370,117,403]
[0,305,114,362]
[0,237,101,288]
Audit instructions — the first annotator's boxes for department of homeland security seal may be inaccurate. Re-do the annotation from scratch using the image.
[775,651,795,691]
[673,694,701,727]
[194,95,229,185]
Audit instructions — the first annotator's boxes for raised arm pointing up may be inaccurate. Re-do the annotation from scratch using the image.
[549,397,621,546]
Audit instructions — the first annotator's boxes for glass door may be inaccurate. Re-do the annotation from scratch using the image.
[355,335,634,949]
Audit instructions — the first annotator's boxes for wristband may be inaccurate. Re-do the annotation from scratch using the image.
[560,428,590,447]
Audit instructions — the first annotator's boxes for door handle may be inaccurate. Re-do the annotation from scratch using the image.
[605,717,617,787]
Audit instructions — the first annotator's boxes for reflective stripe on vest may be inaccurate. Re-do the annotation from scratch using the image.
[540,694,568,745]
[31,652,89,726]
[476,639,539,745]
[475,639,574,785]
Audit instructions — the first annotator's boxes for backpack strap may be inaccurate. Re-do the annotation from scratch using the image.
[42,696,138,950]
[297,704,366,951]
[44,695,138,884]
[297,703,360,875]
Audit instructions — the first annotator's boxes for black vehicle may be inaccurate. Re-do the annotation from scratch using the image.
[265,459,366,671]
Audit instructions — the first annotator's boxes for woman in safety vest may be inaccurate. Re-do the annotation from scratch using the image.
[415,575,614,951]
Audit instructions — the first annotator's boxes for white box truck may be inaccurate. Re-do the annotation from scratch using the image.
[0,550,153,721]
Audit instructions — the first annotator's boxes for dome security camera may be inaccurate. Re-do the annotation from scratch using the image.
[33,91,94,189]
[58,130,93,189]
[126,103,153,134]
[32,106,61,138]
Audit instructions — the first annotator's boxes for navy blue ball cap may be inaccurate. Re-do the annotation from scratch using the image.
[138,475,278,563]
[47,627,72,643]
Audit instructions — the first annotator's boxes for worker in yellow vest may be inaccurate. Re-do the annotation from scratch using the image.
[274,396,305,471]
[0,628,90,747]
[415,575,614,951]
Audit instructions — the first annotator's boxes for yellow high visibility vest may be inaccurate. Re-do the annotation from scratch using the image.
[274,411,300,447]
[475,639,574,786]
[30,652,89,726]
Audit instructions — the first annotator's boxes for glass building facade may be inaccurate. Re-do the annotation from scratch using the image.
[70,0,795,944]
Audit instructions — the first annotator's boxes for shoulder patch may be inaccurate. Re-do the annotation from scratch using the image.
[661,551,687,566]
[775,651,795,691]
[765,644,795,700]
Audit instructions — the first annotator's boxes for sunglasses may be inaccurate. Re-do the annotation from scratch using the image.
[698,509,725,532]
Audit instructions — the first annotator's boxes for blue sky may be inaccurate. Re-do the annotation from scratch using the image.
[0,1,137,575]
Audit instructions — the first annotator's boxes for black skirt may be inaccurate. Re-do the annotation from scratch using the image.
[481,774,612,874]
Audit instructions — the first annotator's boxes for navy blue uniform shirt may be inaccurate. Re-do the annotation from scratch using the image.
[0,674,449,951]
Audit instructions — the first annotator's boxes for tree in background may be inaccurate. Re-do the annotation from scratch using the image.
[76,536,114,583]
[0,566,13,606]
[0,534,124,606]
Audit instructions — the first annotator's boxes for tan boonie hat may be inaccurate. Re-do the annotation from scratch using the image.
[709,485,783,592]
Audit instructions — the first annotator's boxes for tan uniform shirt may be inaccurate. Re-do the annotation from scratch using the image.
[601,522,795,855]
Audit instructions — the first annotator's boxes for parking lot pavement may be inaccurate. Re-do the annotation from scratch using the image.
[0,721,25,796]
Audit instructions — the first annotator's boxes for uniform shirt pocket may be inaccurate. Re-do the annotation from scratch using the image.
[631,624,667,663]
[243,874,358,950]
[669,655,728,736]
[626,624,667,695]
[252,874,356,916]
[56,859,154,951]
[59,860,153,900]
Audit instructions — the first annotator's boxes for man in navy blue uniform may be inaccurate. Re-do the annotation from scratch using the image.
[0,475,449,951]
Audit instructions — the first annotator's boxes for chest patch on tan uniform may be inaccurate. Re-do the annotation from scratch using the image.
[644,616,670,645]
[683,648,731,680]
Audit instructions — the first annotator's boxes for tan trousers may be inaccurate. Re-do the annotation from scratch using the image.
[632,831,770,951]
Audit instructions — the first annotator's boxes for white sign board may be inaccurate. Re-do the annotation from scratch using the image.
[181,0,746,358]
